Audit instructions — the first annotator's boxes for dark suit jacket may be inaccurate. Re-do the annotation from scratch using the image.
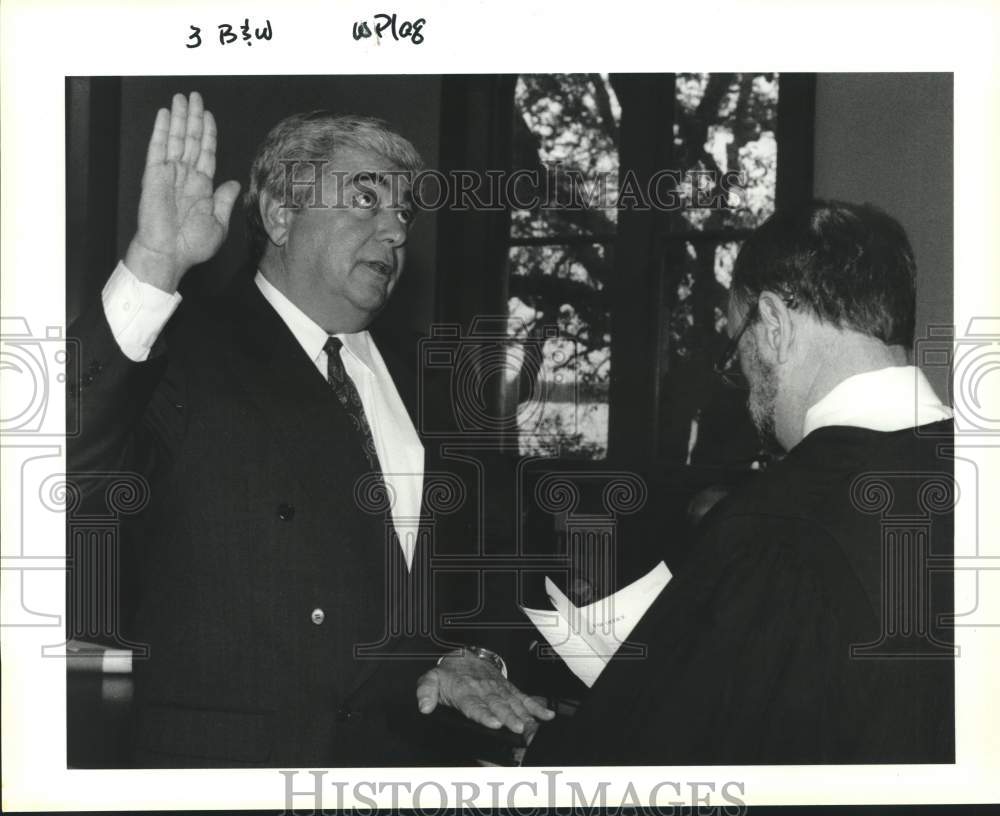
[527,421,955,765]
[68,275,465,767]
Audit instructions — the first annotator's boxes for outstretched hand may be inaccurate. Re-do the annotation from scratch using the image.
[416,651,555,737]
[125,92,241,293]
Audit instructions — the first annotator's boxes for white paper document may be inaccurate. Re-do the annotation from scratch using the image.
[520,560,672,687]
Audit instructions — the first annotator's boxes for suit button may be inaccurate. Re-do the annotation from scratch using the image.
[310,608,325,625]
[277,502,295,521]
[335,706,359,722]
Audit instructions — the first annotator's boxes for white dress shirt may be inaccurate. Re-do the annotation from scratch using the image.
[102,262,425,569]
[802,365,953,438]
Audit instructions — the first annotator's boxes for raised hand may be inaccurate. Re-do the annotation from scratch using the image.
[125,92,241,293]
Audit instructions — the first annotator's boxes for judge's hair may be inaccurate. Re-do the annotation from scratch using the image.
[731,200,916,347]
[244,112,423,264]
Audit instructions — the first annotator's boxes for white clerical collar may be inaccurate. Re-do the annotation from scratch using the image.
[255,271,375,372]
[802,365,952,438]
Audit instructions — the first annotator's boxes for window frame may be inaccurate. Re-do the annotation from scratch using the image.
[435,73,816,463]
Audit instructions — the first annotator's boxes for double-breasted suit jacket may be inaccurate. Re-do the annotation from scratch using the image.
[68,274,454,767]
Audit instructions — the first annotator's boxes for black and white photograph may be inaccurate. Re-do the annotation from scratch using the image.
[2,1,999,813]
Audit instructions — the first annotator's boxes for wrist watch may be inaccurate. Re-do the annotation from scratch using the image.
[437,645,508,678]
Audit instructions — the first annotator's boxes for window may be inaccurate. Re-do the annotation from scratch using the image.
[504,74,620,458]
[658,73,784,466]
[436,73,814,466]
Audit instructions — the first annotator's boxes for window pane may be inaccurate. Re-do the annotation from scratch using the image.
[504,242,611,459]
[666,241,735,365]
[659,239,761,465]
[511,74,621,239]
[672,73,779,231]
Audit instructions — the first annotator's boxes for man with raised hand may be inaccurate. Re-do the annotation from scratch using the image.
[68,92,552,767]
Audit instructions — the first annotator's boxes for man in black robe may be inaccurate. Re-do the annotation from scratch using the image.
[526,200,955,765]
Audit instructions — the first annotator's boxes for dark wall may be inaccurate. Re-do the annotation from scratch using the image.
[813,73,953,403]
[113,75,442,334]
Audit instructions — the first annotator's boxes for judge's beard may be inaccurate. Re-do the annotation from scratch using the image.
[744,337,781,453]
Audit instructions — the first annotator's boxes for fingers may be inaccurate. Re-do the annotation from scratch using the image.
[457,697,503,730]
[415,669,441,715]
[181,91,204,167]
[196,110,218,178]
[166,93,187,162]
[522,693,556,720]
[431,654,552,736]
[213,180,242,231]
[145,108,170,168]
[522,717,541,748]
[466,692,534,734]
[488,694,530,734]
[155,92,218,178]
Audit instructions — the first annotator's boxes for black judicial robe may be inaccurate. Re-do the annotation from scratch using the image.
[527,421,955,765]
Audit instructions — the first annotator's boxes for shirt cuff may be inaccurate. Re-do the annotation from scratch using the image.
[101,261,182,362]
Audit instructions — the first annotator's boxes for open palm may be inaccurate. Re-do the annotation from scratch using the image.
[128,92,240,291]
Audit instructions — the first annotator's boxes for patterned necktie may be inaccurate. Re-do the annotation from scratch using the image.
[323,336,381,472]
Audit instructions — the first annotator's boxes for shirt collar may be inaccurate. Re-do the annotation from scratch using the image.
[802,365,953,438]
[254,271,376,373]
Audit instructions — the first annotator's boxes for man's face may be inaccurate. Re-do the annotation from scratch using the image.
[274,146,414,330]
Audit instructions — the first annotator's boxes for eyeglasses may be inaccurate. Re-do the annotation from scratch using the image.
[713,302,759,389]
[714,294,797,389]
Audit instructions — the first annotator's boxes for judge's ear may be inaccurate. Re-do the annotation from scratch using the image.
[756,290,795,364]
[260,190,295,247]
